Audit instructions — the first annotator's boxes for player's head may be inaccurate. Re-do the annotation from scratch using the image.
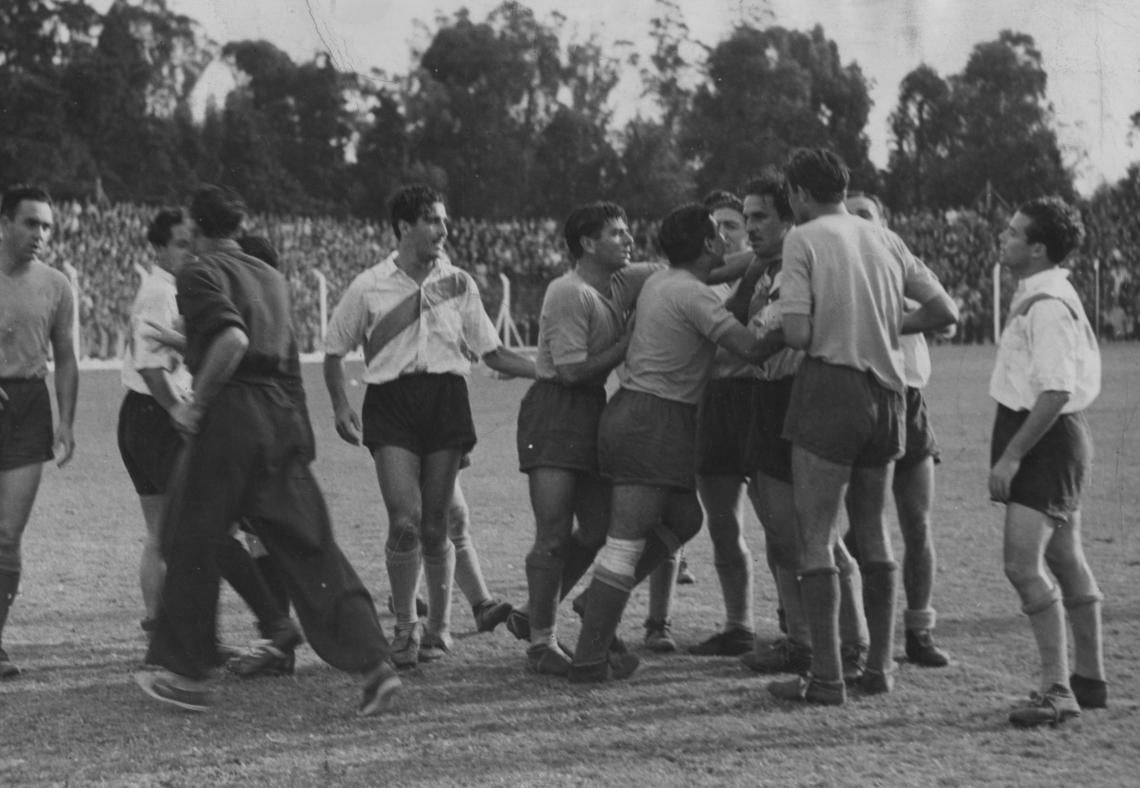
[1,185,54,263]
[658,203,722,268]
[784,148,849,220]
[189,185,246,240]
[741,172,793,259]
[1001,196,1085,273]
[389,184,445,240]
[702,190,748,254]
[238,235,280,269]
[389,184,448,263]
[564,201,631,267]
[845,191,887,227]
[147,208,193,275]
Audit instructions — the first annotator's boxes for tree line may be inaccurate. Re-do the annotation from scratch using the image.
[0,0,1096,220]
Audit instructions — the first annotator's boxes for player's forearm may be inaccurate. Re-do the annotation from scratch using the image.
[139,368,185,414]
[322,354,352,412]
[1000,391,1069,460]
[191,327,249,411]
[902,292,959,335]
[725,257,764,324]
[555,338,627,386]
[484,347,537,379]
[54,352,79,428]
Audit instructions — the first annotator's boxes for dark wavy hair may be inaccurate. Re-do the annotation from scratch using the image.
[1019,197,1085,263]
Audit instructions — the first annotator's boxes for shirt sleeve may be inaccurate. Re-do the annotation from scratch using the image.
[544,281,591,366]
[132,283,179,371]
[684,283,740,343]
[177,260,246,346]
[324,275,369,356]
[1028,299,1079,394]
[49,273,75,350]
[893,234,943,305]
[460,274,501,358]
[779,231,813,316]
[611,263,666,314]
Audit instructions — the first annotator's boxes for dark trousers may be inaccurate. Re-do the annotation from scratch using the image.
[146,381,389,680]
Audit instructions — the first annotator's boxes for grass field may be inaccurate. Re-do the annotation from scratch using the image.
[1,344,1138,787]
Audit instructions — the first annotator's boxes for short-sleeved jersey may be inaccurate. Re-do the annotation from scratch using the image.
[0,259,74,379]
[534,262,664,386]
[121,266,192,396]
[780,213,943,393]
[324,252,501,385]
[900,333,931,389]
[177,238,302,381]
[617,267,740,405]
[989,267,1100,413]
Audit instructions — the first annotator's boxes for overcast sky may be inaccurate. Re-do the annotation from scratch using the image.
[102,0,1140,194]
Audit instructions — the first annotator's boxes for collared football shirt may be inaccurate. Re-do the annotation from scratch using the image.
[324,252,501,385]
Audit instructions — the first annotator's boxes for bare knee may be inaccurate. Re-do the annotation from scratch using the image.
[446,501,470,541]
[387,510,422,553]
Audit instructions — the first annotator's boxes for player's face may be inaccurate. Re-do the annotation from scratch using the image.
[743,194,787,259]
[159,223,194,275]
[845,196,884,227]
[589,218,633,270]
[1,200,53,263]
[711,207,748,254]
[705,215,727,265]
[408,201,449,263]
[999,212,1039,274]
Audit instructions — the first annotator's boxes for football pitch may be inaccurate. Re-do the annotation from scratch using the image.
[1,344,1138,786]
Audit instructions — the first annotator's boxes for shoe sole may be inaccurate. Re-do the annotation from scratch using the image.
[1009,709,1080,728]
[134,671,209,712]
[358,676,402,716]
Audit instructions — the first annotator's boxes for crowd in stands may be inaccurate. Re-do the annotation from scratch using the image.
[40,198,1138,359]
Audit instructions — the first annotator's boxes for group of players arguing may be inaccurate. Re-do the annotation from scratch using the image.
[0,145,1107,728]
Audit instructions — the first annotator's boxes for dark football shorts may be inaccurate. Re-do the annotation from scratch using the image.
[598,388,698,491]
[517,379,606,473]
[990,404,1091,523]
[897,386,939,470]
[0,378,55,471]
[362,373,476,456]
[782,356,905,468]
[748,375,796,484]
[696,377,758,478]
[117,390,183,495]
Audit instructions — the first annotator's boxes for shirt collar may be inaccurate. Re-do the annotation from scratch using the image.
[380,251,450,280]
[195,237,242,255]
[1016,266,1070,297]
[149,266,176,287]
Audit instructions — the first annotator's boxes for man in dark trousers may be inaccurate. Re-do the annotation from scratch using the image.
[135,185,399,715]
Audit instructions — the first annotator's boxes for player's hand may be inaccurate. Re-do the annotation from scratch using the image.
[334,406,363,445]
[53,422,75,467]
[0,385,7,412]
[143,319,186,350]
[988,453,1020,502]
[171,400,204,436]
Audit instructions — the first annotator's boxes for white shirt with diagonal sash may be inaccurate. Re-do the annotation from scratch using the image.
[989,267,1100,413]
[324,252,501,385]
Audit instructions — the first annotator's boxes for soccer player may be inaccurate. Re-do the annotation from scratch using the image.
[515,201,675,673]
[136,185,400,716]
[768,149,956,706]
[731,175,867,682]
[323,184,534,669]
[118,209,194,634]
[569,203,784,682]
[681,189,765,657]
[843,192,950,667]
[0,186,78,680]
[991,197,1106,726]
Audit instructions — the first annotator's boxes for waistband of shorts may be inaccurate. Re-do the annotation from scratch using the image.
[534,378,606,396]
[0,376,46,385]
